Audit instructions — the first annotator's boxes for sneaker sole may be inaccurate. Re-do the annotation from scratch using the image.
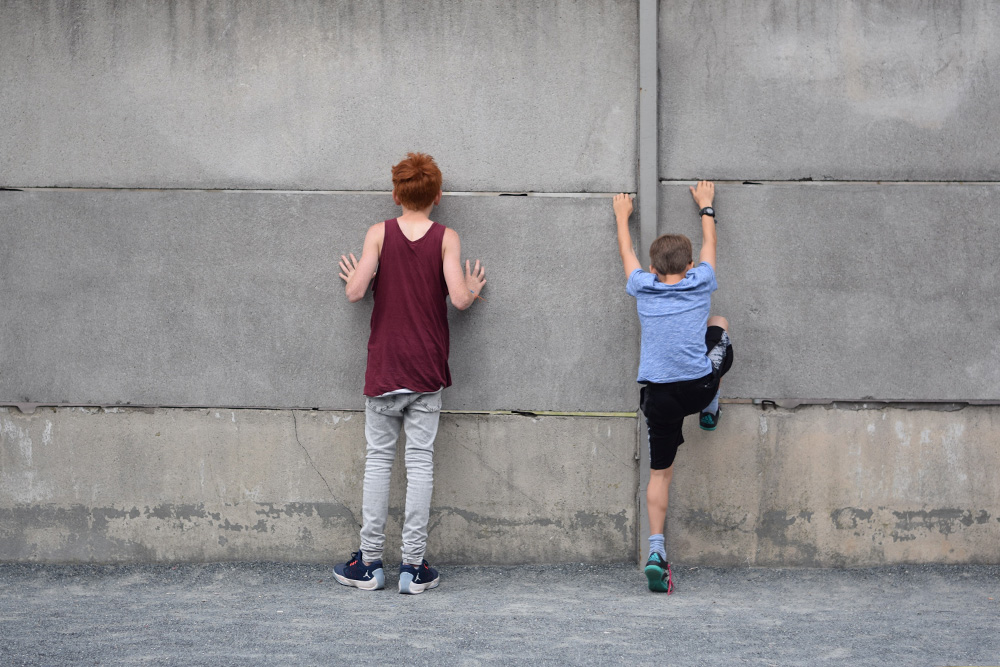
[333,569,385,590]
[644,563,673,593]
[398,572,440,595]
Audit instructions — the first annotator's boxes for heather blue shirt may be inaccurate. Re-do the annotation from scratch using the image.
[625,263,717,383]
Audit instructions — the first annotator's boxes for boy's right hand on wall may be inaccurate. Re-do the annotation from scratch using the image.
[464,259,486,297]
[613,193,634,221]
[690,180,715,209]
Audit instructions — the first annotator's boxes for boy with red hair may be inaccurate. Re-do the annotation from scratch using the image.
[334,152,485,594]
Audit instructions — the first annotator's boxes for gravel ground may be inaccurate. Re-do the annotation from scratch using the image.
[1,562,998,666]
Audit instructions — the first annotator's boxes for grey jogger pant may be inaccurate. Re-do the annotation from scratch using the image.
[359,389,441,565]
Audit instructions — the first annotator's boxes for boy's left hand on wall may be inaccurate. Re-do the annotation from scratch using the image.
[339,253,359,283]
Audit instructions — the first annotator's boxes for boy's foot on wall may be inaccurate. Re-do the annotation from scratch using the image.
[398,560,440,594]
[333,550,385,590]
[644,553,674,594]
[699,407,721,431]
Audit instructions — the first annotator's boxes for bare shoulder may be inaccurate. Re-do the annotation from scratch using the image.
[441,226,461,258]
[364,221,386,246]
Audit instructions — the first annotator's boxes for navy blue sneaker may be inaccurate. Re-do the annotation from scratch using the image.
[333,550,385,590]
[699,407,721,431]
[398,559,439,594]
[644,552,674,594]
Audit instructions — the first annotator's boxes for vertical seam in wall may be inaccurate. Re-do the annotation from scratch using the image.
[637,0,657,565]
[638,1,658,252]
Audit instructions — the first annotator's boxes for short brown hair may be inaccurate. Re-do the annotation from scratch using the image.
[391,152,442,209]
[649,234,693,275]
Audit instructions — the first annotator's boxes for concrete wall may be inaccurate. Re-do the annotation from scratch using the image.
[5,402,996,568]
[659,0,1000,400]
[660,1,1000,180]
[1,190,637,412]
[0,407,637,564]
[2,1,998,566]
[668,404,1000,566]
[648,0,1000,567]
[1,0,636,191]
[659,182,1000,401]
[1,0,642,565]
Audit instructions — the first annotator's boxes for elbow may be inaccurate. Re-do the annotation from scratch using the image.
[450,293,473,310]
[345,285,365,303]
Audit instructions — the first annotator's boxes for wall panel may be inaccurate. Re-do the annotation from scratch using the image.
[0,0,637,192]
[1,191,640,411]
[660,1,1000,180]
[659,182,1000,401]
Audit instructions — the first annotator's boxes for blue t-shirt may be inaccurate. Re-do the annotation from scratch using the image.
[625,263,717,383]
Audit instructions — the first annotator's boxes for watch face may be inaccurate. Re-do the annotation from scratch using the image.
[702,207,714,216]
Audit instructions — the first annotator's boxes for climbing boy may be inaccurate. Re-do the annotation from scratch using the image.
[334,152,485,594]
[612,182,733,593]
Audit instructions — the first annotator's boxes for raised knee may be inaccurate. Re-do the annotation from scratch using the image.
[708,315,729,331]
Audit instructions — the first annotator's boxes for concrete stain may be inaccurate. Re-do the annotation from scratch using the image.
[831,507,874,530]
[572,509,629,536]
[254,501,356,524]
[0,501,362,562]
[425,506,559,530]
[892,509,991,536]
[682,509,753,534]
[424,506,631,540]
[145,503,211,522]
[756,510,820,565]
[828,507,994,543]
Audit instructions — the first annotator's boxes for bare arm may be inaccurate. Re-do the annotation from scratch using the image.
[338,223,383,302]
[613,193,642,277]
[442,227,485,310]
[690,181,717,271]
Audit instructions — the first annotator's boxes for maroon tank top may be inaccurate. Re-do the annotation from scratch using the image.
[364,218,452,396]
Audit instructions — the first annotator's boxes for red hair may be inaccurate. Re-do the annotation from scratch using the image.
[392,152,442,210]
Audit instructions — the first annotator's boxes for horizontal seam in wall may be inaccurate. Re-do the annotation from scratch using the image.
[658,179,1000,186]
[0,403,639,417]
[441,410,637,418]
[5,399,997,415]
[0,187,621,197]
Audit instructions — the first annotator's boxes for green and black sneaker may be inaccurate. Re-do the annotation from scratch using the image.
[644,552,674,594]
[699,407,721,431]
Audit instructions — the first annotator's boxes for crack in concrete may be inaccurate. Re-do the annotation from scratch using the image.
[291,412,360,528]
[454,417,541,508]
[593,435,635,469]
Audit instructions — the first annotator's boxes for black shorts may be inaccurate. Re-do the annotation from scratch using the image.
[640,326,733,470]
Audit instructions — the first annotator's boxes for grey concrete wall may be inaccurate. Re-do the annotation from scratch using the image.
[0,190,638,412]
[5,403,997,567]
[0,407,637,564]
[660,1,1000,180]
[668,403,1000,566]
[658,182,1000,401]
[657,1,1000,402]
[3,0,999,568]
[0,0,636,192]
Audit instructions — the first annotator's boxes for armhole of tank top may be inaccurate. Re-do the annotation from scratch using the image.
[437,223,447,259]
[382,218,397,253]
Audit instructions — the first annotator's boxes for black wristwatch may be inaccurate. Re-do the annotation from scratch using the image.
[699,206,715,218]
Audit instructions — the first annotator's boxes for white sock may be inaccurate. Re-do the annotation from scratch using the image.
[703,390,720,415]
